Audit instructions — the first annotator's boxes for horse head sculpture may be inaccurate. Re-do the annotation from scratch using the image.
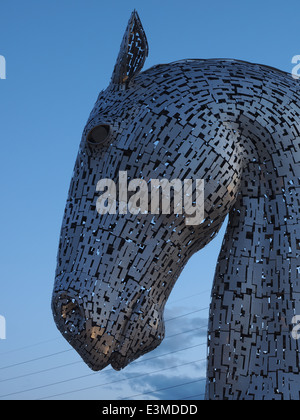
[52,11,300,400]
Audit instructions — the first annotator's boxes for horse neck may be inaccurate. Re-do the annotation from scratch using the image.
[217,157,299,296]
[219,78,300,296]
[206,74,300,399]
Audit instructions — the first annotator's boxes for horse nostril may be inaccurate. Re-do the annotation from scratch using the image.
[52,293,86,336]
[61,300,83,334]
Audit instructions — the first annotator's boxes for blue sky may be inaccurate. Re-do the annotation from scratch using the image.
[0,0,299,400]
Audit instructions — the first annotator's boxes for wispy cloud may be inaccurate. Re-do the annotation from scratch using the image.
[123,372,206,400]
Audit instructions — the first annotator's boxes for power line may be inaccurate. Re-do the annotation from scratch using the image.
[0,343,207,399]
[133,345,207,369]
[181,392,205,400]
[0,324,208,384]
[0,349,72,371]
[165,307,209,323]
[0,338,62,356]
[37,358,205,400]
[168,289,210,305]
[0,288,210,358]
[0,289,210,400]
[0,306,209,372]
[0,360,82,384]
[166,324,207,340]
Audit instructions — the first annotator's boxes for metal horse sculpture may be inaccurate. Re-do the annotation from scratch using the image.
[52,11,300,400]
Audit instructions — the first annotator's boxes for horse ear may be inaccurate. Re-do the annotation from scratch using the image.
[111,10,148,86]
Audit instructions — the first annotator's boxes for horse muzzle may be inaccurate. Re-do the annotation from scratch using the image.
[51,283,165,371]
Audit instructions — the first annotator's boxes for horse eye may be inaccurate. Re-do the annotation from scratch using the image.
[87,124,111,145]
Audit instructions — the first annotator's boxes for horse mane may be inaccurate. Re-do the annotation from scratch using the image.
[143,58,295,82]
